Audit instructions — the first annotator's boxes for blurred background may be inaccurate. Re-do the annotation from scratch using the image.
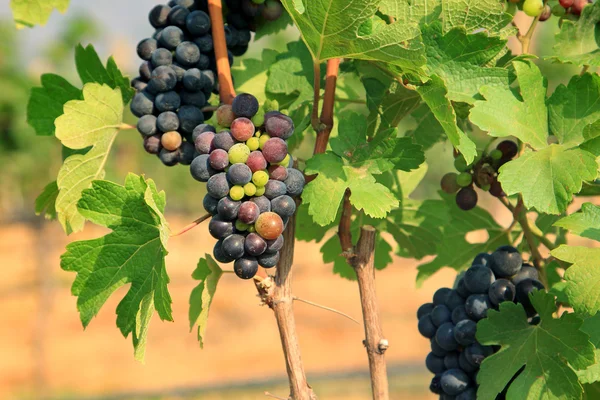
[0,1,594,399]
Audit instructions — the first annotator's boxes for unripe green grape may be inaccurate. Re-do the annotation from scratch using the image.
[244,182,257,196]
[457,172,473,188]
[230,185,245,201]
[259,134,271,149]
[523,0,544,17]
[255,186,266,196]
[247,137,260,151]
[454,156,469,172]
[490,149,503,161]
[253,170,269,187]
[228,143,251,164]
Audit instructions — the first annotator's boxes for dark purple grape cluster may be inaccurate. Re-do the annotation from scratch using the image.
[417,246,545,399]
[192,93,305,279]
[130,0,252,166]
[225,0,284,36]
[441,140,518,211]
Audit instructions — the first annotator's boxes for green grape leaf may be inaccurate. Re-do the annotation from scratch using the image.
[54,83,125,234]
[549,2,600,67]
[470,60,549,150]
[60,174,172,361]
[75,44,135,104]
[27,74,82,136]
[416,75,477,163]
[548,73,600,147]
[10,0,70,28]
[555,203,600,242]
[498,145,598,215]
[189,255,223,348]
[416,193,514,284]
[35,180,59,220]
[280,0,425,72]
[476,290,595,399]
[421,23,512,104]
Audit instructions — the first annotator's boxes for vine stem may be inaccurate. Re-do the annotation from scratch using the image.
[208,0,235,104]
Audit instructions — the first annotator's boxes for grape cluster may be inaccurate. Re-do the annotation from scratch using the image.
[441,140,518,211]
[225,0,284,34]
[417,246,545,399]
[192,93,305,279]
[130,0,255,166]
[514,0,592,19]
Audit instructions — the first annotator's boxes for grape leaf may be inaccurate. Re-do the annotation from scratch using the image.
[61,174,172,361]
[416,193,514,284]
[548,73,600,147]
[54,83,125,234]
[498,145,598,215]
[304,112,424,225]
[10,0,70,28]
[189,255,223,348]
[280,0,425,72]
[75,44,135,104]
[27,74,82,136]
[470,60,549,150]
[476,290,595,399]
[416,75,477,163]
[421,23,512,104]
[34,180,59,220]
[549,2,600,67]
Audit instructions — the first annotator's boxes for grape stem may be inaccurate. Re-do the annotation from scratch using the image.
[208,0,235,105]
[171,213,212,237]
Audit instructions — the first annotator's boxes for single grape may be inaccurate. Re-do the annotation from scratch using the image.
[207,173,230,199]
[159,26,184,49]
[130,91,155,117]
[195,131,215,154]
[451,305,469,325]
[441,172,460,194]
[161,131,183,151]
[464,265,495,294]
[284,169,305,197]
[456,172,473,188]
[229,185,245,201]
[496,140,518,159]
[271,195,296,218]
[244,183,257,196]
[244,232,267,256]
[435,322,458,351]
[175,41,201,66]
[143,134,162,154]
[444,352,460,370]
[426,353,446,374]
[137,114,158,136]
[213,240,234,263]
[217,197,241,221]
[149,4,171,28]
[453,319,476,346]
[512,265,539,285]
[157,111,179,132]
[190,154,215,182]
[251,195,271,213]
[208,216,235,239]
[238,201,260,224]
[137,38,158,61]
[167,5,190,28]
[433,288,452,306]
[258,251,280,268]
[489,279,516,306]
[418,315,437,338]
[247,151,268,173]
[186,10,211,36]
[229,143,251,164]
[231,117,256,141]
[234,256,259,279]
[465,294,492,321]
[155,91,181,112]
[255,212,284,240]
[456,187,478,211]
[151,48,173,67]
[516,279,545,316]
[209,149,229,170]
[216,104,235,127]
[440,369,470,396]
[268,165,288,181]
[265,112,294,140]
[178,105,205,134]
[417,303,435,320]
[203,194,219,215]
[227,163,253,185]
[213,131,236,151]
[490,245,523,278]
[262,138,288,163]
[222,234,246,259]
[266,235,284,253]
[431,305,452,327]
